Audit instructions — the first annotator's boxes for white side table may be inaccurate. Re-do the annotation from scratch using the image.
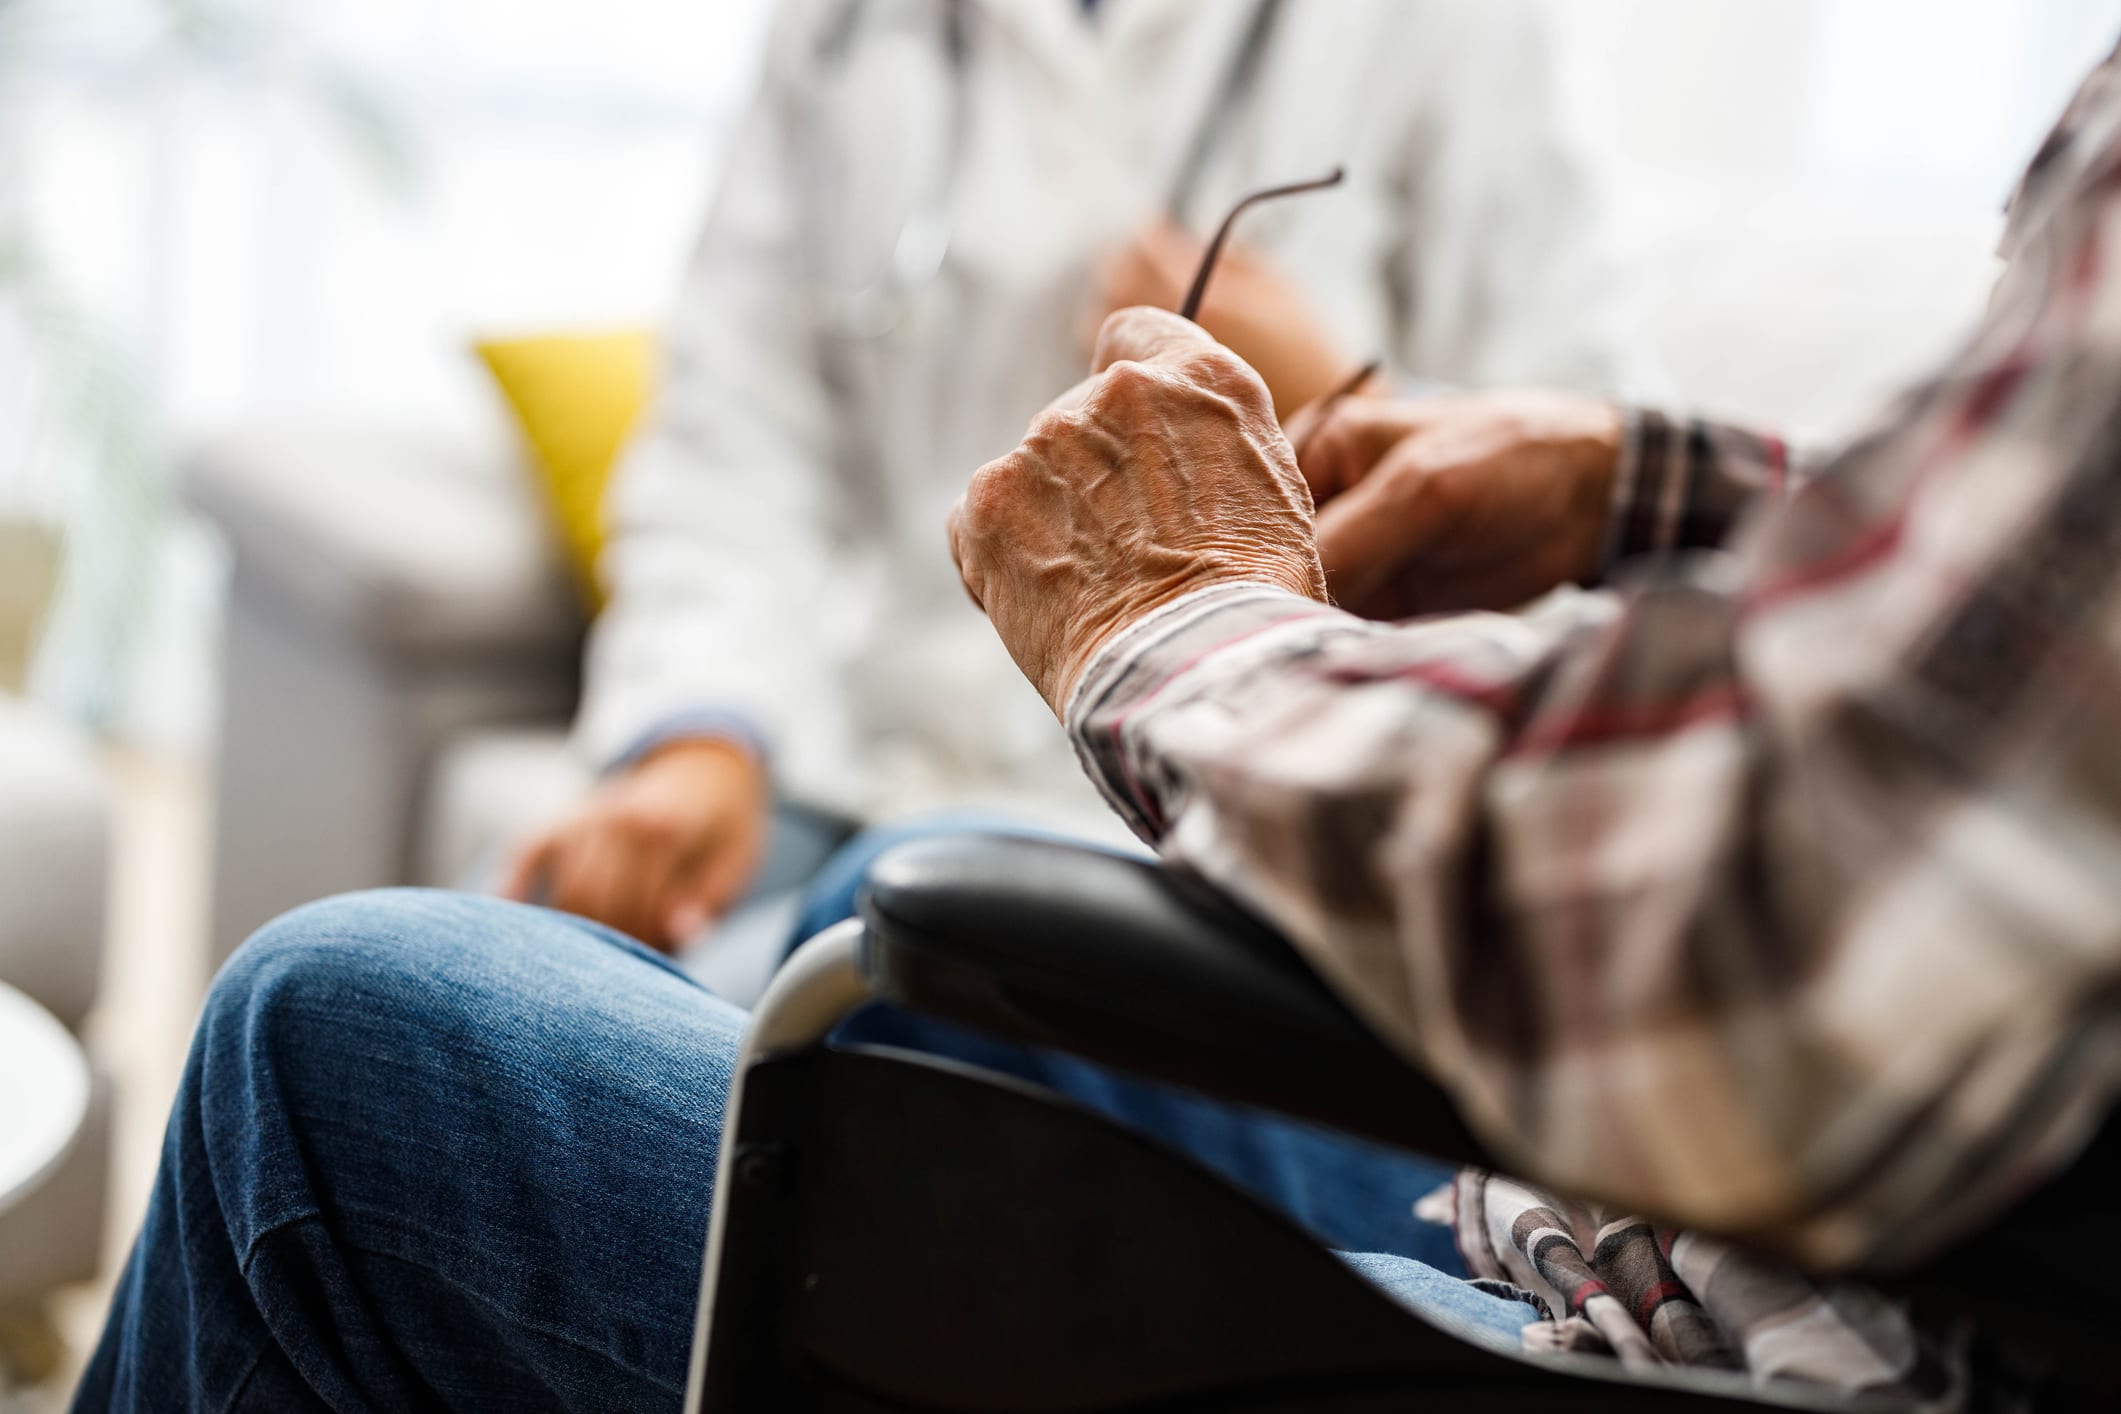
[0,981,89,1219]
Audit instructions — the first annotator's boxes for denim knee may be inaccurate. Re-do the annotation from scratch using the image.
[208,889,488,1054]
[202,887,712,1125]
[219,885,433,987]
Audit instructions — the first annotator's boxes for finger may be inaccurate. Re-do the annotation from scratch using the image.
[497,831,558,903]
[1298,398,1449,503]
[699,834,763,916]
[664,826,763,942]
[1284,398,1347,498]
[665,898,711,947]
[1298,358,1386,451]
[625,834,700,951]
[1092,305,1218,375]
[944,498,985,610]
[543,828,609,920]
[1291,406,1380,504]
[1282,398,1326,451]
[1313,457,1454,610]
[551,831,657,942]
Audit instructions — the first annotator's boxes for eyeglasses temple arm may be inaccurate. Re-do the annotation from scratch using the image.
[1178,166,1345,323]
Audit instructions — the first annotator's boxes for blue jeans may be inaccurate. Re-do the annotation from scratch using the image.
[77,889,1534,1411]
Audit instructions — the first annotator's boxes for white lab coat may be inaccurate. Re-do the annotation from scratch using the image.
[577,0,1655,839]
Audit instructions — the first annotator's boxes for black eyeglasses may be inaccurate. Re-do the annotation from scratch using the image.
[1179,166,1380,437]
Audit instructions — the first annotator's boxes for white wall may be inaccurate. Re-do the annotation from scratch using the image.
[1555,0,2121,435]
[1561,0,2121,198]
[13,0,776,454]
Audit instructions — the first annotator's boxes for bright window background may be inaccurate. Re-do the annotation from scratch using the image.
[12,0,774,444]
[4,0,2121,745]
[2,0,773,741]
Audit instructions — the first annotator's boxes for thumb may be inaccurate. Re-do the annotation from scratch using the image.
[661,850,727,945]
[662,822,765,942]
[1092,305,1218,376]
[664,896,711,947]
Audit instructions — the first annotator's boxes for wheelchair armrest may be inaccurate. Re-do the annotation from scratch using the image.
[857,834,1498,1166]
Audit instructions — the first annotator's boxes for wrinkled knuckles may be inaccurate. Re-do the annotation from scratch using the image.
[1093,305,1182,366]
[957,457,1027,541]
[1021,407,1085,454]
[1184,346,1271,409]
[1090,358,1175,417]
[220,889,468,1012]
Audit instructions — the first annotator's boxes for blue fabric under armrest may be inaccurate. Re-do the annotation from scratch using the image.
[856,833,1497,1166]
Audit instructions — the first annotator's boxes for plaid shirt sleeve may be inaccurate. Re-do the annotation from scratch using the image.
[1063,54,2121,1271]
[1596,412,1815,577]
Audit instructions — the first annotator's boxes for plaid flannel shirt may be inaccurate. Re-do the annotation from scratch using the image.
[1065,47,2121,1275]
[1437,1171,1975,1401]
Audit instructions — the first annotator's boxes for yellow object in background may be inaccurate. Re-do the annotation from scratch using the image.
[475,330,656,611]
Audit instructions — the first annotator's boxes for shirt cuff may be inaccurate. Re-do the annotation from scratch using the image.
[606,707,771,777]
[1596,408,1787,581]
[1064,582,1343,836]
[1599,407,1683,576]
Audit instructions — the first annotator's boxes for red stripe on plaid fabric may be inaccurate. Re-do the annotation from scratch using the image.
[1953,357,2037,444]
[1508,683,1745,756]
[1326,657,1523,715]
[1765,434,1789,496]
[1635,1279,1690,1326]
[1748,337,2043,616]
[1743,503,1908,614]
[1106,608,1327,827]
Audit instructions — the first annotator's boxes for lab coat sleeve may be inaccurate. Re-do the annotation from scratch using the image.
[572,3,856,781]
[1388,0,1663,399]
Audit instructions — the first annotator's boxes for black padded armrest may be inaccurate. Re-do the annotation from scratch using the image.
[857,834,1498,1167]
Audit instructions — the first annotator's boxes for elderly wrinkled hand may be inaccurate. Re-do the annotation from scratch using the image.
[1287,390,1624,620]
[948,306,1328,715]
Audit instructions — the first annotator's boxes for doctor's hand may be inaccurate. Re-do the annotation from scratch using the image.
[1285,391,1624,620]
[499,738,769,953]
[1092,220,1359,421]
[950,306,1327,714]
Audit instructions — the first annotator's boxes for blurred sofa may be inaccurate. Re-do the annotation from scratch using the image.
[0,693,113,1305]
[189,421,589,964]
[189,185,2005,967]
